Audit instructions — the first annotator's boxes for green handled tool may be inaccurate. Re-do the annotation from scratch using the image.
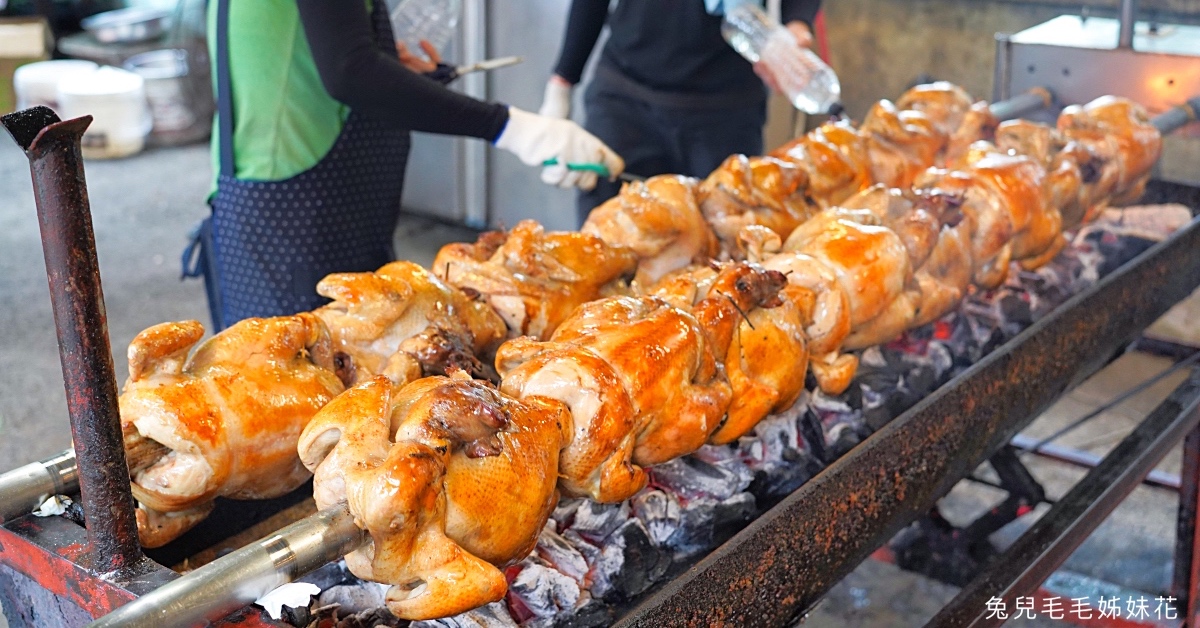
[542,158,645,182]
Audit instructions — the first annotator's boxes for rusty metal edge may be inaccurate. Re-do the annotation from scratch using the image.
[0,517,288,627]
[616,217,1200,627]
[927,370,1200,627]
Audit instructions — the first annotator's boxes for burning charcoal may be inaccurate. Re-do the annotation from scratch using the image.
[411,602,519,628]
[648,456,749,502]
[710,492,757,546]
[316,581,388,615]
[507,558,583,623]
[690,444,754,492]
[808,390,864,458]
[335,608,407,628]
[566,500,630,543]
[604,518,671,600]
[630,489,682,546]
[561,598,614,628]
[561,529,617,599]
[536,522,590,587]
[551,499,582,530]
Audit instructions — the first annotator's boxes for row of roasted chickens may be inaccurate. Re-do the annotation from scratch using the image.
[116,84,1162,620]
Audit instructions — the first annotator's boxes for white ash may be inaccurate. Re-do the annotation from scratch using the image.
[630,490,681,546]
[534,522,590,588]
[508,557,584,621]
[410,602,519,628]
[315,581,388,616]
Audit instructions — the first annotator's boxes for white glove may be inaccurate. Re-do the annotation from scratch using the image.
[538,77,573,119]
[494,107,624,191]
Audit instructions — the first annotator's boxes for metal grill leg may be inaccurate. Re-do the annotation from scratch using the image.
[1173,423,1200,624]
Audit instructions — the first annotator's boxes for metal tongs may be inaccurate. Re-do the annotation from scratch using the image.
[427,55,523,84]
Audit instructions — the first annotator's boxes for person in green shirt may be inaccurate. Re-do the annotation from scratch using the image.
[189,0,623,330]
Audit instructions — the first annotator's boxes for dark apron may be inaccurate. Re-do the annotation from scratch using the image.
[183,0,411,331]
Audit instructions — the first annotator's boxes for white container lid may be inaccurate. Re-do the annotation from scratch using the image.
[14,60,99,108]
[58,66,146,99]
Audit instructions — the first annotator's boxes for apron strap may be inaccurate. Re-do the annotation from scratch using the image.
[215,0,236,178]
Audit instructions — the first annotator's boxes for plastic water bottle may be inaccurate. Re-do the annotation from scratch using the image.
[721,3,841,115]
[390,0,462,55]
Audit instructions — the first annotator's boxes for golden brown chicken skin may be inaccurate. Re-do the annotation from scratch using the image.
[697,154,819,257]
[434,220,637,341]
[582,175,720,287]
[313,261,507,386]
[298,373,569,621]
[120,315,344,547]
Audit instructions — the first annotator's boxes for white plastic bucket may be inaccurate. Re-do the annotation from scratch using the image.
[57,66,152,159]
[13,60,99,112]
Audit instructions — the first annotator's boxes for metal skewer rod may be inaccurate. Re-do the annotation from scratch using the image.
[88,504,367,628]
[0,450,78,523]
[1152,97,1200,134]
[989,87,1054,120]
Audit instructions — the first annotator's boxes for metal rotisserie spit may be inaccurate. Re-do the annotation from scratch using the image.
[4,21,1200,626]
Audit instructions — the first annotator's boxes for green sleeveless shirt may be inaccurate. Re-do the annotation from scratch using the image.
[206,0,354,192]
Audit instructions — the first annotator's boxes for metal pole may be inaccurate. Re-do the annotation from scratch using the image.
[928,371,1200,627]
[1174,424,1200,624]
[1,106,144,573]
[988,87,1053,121]
[88,505,367,628]
[1118,0,1138,49]
[0,450,78,523]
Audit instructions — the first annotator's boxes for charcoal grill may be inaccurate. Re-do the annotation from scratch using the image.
[3,82,1200,628]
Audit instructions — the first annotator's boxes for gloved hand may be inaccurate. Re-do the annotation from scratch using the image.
[494,107,624,191]
[538,76,573,119]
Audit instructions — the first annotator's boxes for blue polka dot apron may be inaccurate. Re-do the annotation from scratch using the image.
[185,0,411,331]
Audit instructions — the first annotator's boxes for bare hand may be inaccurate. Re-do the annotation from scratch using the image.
[396,39,442,74]
[753,21,815,94]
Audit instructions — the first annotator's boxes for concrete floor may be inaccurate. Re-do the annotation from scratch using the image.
[0,141,1192,626]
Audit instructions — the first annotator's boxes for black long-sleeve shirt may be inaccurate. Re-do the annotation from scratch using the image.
[295,0,509,141]
[553,0,821,102]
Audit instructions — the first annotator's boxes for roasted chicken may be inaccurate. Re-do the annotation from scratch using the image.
[1058,96,1163,207]
[697,154,818,257]
[298,373,570,621]
[433,220,637,341]
[860,99,947,189]
[895,81,999,165]
[313,261,507,386]
[581,175,720,287]
[120,315,344,547]
[770,119,873,207]
[646,263,810,444]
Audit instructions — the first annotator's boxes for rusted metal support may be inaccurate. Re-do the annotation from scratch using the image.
[616,214,1200,627]
[927,370,1200,627]
[0,106,143,573]
[1173,422,1200,624]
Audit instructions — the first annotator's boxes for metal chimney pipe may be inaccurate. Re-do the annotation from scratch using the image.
[1118,0,1138,49]
[0,106,145,573]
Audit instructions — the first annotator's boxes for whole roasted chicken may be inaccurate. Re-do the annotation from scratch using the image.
[313,261,507,386]
[770,119,872,207]
[1058,96,1163,207]
[433,220,637,341]
[697,154,818,257]
[895,81,999,165]
[647,262,809,444]
[860,99,947,189]
[497,263,786,501]
[299,373,569,621]
[582,175,720,287]
[119,315,344,547]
